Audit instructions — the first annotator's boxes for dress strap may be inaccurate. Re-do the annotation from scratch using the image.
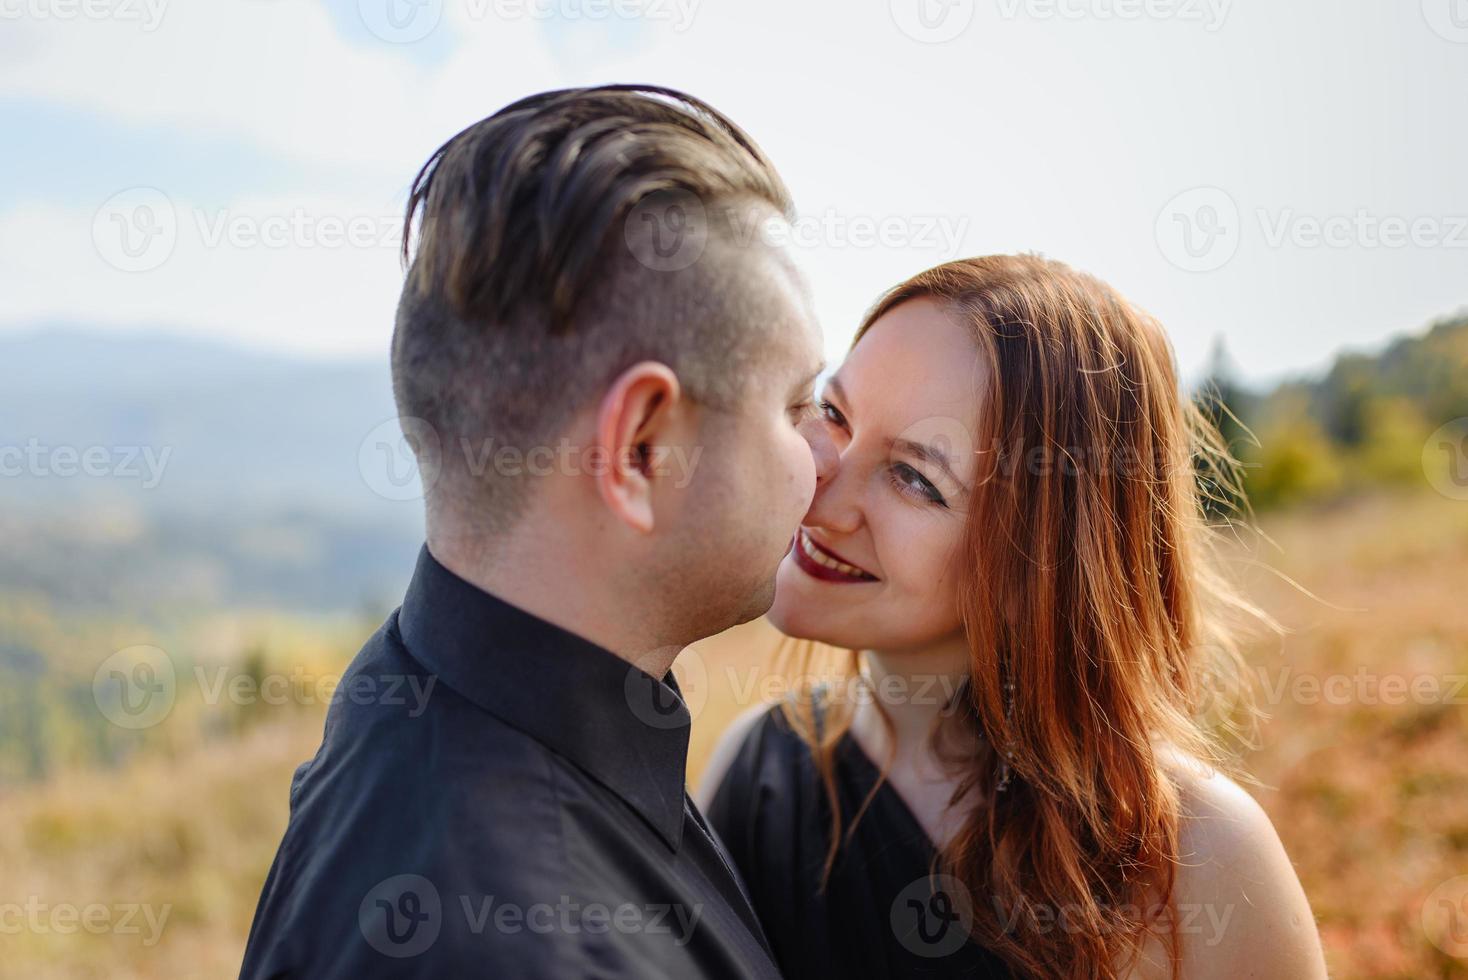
[809,681,830,744]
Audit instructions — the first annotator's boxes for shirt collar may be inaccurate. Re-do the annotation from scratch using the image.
[397,544,691,850]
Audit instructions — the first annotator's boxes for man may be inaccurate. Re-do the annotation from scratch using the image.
[239,85,824,978]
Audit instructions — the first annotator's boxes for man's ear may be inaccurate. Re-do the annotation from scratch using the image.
[593,361,682,534]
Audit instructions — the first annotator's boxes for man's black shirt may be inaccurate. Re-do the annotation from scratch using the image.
[239,545,780,979]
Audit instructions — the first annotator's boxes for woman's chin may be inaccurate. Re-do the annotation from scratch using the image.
[770,560,844,645]
[766,601,805,640]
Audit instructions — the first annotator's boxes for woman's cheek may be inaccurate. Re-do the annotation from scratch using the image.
[907,532,964,623]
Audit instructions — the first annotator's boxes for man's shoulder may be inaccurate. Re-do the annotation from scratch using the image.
[292,612,566,815]
[244,619,578,977]
[271,612,581,883]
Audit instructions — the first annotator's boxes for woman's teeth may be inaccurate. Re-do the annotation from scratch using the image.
[799,530,870,579]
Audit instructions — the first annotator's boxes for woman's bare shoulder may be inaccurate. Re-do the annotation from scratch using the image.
[1131,748,1327,980]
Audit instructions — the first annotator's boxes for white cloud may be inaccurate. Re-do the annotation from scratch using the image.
[0,192,405,353]
[0,0,559,176]
[2,0,1466,377]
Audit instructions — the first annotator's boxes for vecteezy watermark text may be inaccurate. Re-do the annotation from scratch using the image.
[358,874,702,958]
[0,0,167,30]
[0,440,171,488]
[994,0,1233,31]
[0,898,171,947]
[1157,186,1468,272]
[359,417,706,503]
[92,644,438,730]
[356,0,700,44]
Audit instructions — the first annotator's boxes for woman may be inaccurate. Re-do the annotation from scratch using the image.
[699,256,1327,979]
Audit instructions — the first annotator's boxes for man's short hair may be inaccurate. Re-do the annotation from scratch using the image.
[391,84,795,531]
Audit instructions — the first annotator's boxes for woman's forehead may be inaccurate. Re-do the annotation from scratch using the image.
[838,298,985,422]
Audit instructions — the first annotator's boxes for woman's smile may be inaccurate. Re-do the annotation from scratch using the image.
[790,527,879,583]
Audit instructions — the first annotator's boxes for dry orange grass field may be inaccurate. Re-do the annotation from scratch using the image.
[2,489,1464,979]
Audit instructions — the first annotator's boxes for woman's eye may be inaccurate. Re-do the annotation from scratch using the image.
[819,400,845,426]
[890,463,947,507]
[788,400,815,424]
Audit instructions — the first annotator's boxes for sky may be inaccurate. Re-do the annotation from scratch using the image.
[2,0,1466,384]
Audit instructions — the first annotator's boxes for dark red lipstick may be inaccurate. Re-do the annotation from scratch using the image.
[790,528,878,584]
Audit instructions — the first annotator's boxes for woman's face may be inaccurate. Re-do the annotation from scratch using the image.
[770,297,983,654]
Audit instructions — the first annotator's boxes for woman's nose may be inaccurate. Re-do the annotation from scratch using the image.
[799,418,839,486]
[798,422,861,534]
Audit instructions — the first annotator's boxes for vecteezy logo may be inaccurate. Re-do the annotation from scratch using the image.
[1424,418,1468,500]
[92,187,178,272]
[1423,875,1468,959]
[890,0,976,42]
[624,648,708,730]
[1155,186,1240,272]
[1187,645,1242,723]
[623,189,709,273]
[890,873,975,958]
[1423,0,1468,42]
[359,874,442,958]
[359,416,442,502]
[892,415,975,500]
[93,645,177,729]
[358,0,443,43]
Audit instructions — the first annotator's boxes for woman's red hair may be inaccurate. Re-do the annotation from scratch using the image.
[780,254,1266,980]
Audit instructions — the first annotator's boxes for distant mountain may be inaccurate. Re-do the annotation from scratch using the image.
[6,314,1464,610]
[1,326,424,612]
[0,326,412,518]
[1200,311,1468,508]
[1289,313,1468,447]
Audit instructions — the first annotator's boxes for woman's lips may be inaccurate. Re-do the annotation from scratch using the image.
[790,528,878,584]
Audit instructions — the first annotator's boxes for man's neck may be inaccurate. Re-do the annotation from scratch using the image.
[426,527,685,681]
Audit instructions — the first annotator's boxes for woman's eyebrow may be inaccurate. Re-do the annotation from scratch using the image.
[827,376,969,493]
[825,375,850,409]
[890,438,966,488]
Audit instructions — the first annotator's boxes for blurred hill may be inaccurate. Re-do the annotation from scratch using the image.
[0,316,1464,979]
[0,327,407,516]
[4,309,1465,609]
[0,327,423,614]
[1199,310,1468,509]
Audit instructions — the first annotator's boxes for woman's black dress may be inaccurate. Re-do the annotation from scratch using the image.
[707,706,1014,979]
